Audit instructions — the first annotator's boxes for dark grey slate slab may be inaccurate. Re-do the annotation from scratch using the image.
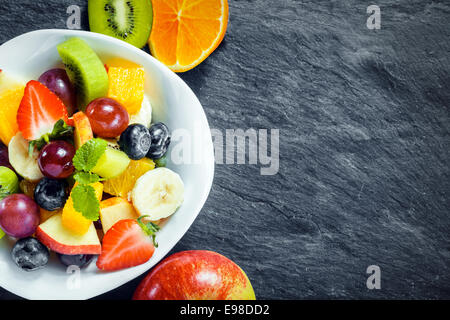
[0,0,449,299]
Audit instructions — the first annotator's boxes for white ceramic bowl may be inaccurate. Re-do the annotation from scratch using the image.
[0,29,214,299]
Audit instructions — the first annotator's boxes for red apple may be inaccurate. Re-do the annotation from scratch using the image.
[133,250,256,300]
[35,214,101,255]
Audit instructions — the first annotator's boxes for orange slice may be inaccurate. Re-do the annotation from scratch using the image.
[104,57,142,69]
[62,182,103,235]
[0,86,24,145]
[103,158,155,199]
[107,67,145,115]
[149,0,229,72]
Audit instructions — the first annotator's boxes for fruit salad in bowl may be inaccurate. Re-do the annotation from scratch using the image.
[0,30,214,299]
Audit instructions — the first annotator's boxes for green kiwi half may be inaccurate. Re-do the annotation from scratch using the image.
[88,0,153,49]
[57,37,109,110]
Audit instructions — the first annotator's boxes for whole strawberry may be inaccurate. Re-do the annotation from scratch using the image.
[97,216,159,271]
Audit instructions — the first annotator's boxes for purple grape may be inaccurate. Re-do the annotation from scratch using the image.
[0,194,40,238]
[38,141,75,179]
[38,68,76,115]
[0,143,14,171]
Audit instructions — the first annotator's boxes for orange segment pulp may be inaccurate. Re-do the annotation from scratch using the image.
[0,86,24,145]
[107,67,145,115]
[103,158,155,199]
[62,182,103,235]
[104,57,142,69]
[149,0,229,72]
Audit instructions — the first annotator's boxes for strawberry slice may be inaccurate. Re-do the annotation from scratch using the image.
[17,80,69,141]
[97,217,160,271]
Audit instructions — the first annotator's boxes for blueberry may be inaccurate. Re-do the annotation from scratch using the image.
[58,253,94,268]
[34,178,67,211]
[146,122,171,159]
[118,124,152,160]
[11,237,49,272]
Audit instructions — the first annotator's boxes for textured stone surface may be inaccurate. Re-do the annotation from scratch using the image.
[0,0,450,299]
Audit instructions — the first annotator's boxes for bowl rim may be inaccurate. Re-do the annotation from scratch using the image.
[0,29,215,300]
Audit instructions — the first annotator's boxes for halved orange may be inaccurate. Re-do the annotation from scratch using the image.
[149,0,229,72]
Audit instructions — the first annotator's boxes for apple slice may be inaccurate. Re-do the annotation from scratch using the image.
[36,213,101,255]
[100,197,139,234]
[73,111,93,149]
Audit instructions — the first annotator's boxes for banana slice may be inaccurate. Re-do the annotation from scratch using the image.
[130,94,152,128]
[131,167,184,221]
[8,132,44,182]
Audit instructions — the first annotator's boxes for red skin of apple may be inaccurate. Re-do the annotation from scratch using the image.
[35,226,101,255]
[133,250,256,300]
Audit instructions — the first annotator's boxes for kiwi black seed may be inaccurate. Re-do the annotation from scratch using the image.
[88,0,153,49]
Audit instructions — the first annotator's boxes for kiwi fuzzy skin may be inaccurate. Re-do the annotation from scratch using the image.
[88,0,153,49]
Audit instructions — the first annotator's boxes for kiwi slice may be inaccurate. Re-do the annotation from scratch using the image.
[88,0,153,49]
[57,37,109,111]
[0,166,19,200]
[92,147,130,179]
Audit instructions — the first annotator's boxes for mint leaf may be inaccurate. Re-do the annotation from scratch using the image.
[73,172,101,184]
[71,184,100,221]
[73,138,107,172]
[70,138,107,219]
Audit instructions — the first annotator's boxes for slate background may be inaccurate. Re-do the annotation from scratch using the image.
[0,0,449,300]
